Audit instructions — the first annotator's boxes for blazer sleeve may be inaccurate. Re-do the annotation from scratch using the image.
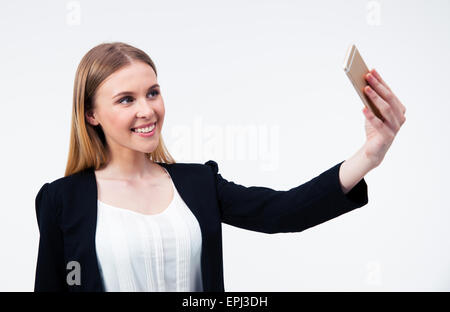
[204,160,368,234]
[34,183,68,292]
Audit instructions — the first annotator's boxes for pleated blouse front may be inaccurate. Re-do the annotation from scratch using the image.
[94,168,203,292]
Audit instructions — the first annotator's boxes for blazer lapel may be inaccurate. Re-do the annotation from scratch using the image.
[156,162,212,291]
[85,168,106,292]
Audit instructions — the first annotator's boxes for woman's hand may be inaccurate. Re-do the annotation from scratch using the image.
[362,68,406,167]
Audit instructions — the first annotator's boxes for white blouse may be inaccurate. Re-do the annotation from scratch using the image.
[95,168,204,292]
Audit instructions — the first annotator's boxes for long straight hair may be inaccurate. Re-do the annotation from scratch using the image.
[64,42,176,177]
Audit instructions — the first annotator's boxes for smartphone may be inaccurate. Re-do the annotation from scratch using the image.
[343,44,384,121]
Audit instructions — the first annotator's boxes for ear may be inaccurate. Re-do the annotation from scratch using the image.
[85,109,100,127]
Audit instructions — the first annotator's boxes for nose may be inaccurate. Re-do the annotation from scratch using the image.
[136,96,156,118]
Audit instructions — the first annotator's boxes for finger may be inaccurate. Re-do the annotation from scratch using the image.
[362,106,394,138]
[364,85,401,132]
[370,68,392,92]
[366,73,395,105]
[366,73,404,125]
[363,106,384,130]
[371,68,407,115]
[398,100,406,115]
[372,68,407,123]
[397,101,407,126]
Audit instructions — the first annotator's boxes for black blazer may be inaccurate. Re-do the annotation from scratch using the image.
[34,159,368,292]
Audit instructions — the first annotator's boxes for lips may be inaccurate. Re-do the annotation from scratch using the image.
[130,122,156,131]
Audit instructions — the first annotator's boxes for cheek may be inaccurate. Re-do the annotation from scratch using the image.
[104,112,132,133]
[156,101,165,125]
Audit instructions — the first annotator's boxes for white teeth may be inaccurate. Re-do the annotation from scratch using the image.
[134,123,155,133]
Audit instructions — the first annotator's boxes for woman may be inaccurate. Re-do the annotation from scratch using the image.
[34,42,406,292]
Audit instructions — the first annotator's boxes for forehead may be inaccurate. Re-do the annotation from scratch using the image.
[96,61,157,97]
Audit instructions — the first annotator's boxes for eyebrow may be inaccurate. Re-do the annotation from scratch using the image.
[112,84,160,99]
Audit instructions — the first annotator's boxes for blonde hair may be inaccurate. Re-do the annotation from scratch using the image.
[64,42,176,177]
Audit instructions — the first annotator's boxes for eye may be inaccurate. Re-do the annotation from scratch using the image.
[118,90,160,104]
[148,90,160,98]
[118,96,133,104]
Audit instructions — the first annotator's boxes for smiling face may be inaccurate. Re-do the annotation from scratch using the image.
[85,61,165,157]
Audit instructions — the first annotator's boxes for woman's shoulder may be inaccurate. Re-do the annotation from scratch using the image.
[39,167,94,197]
[159,160,219,176]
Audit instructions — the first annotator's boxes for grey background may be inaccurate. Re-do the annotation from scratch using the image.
[0,0,449,291]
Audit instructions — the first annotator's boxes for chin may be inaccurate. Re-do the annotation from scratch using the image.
[143,143,159,154]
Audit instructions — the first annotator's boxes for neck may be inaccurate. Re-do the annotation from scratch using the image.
[100,148,156,181]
